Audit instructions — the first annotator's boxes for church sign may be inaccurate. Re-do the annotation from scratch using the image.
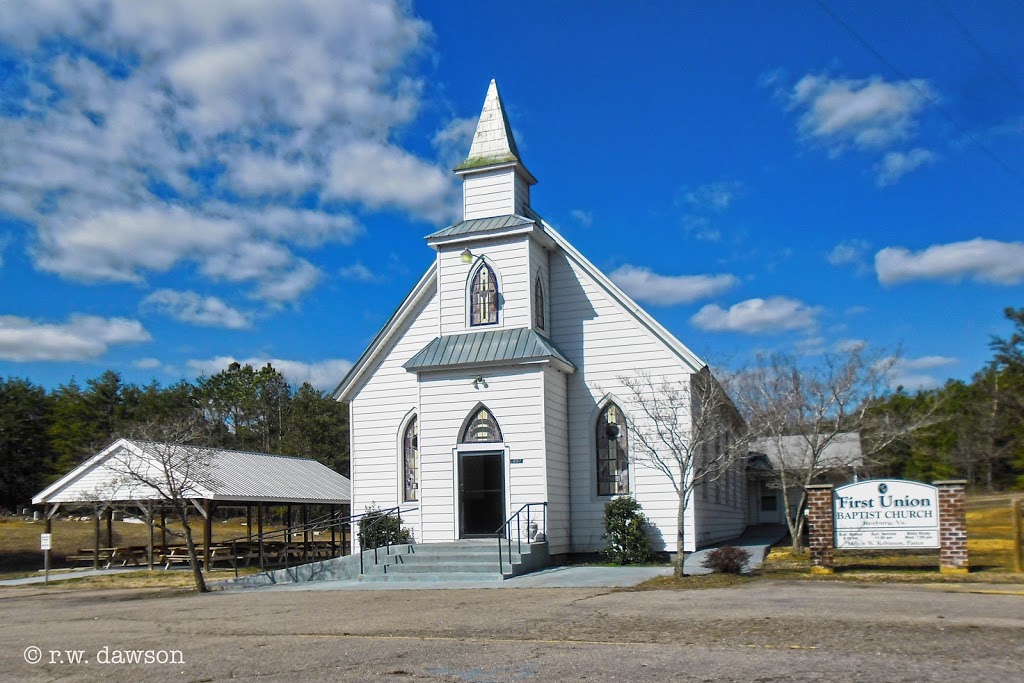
[834,480,940,549]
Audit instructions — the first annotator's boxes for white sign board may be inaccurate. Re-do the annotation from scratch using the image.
[40,533,52,551]
[834,479,940,549]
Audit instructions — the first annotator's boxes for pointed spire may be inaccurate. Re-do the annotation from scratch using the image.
[455,80,528,174]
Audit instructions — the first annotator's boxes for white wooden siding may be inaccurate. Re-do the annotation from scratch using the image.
[437,237,530,335]
[543,365,571,554]
[513,173,531,215]
[418,367,546,543]
[464,168,516,220]
[548,251,700,553]
[349,289,440,544]
[694,457,748,546]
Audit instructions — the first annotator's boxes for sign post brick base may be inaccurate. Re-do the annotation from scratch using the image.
[935,480,969,574]
[805,484,835,574]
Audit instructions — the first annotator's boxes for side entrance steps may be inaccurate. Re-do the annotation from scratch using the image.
[224,539,550,588]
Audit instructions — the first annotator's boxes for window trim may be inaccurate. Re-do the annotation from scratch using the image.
[534,274,545,331]
[400,414,419,503]
[460,405,503,444]
[469,261,499,327]
[595,400,630,496]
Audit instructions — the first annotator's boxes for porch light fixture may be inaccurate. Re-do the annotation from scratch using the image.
[472,376,489,390]
[460,248,473,264]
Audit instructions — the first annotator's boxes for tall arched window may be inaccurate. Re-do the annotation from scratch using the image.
[534,275,545,330]
[596,402,629,495]
[462,406,502,443]
[402,417,419,502]
[470,263,498,326]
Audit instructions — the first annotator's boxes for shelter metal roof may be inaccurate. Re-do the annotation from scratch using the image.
[403,327,575,373]
[749,433,863,471]
[33,439,351,506]
[426,214,535,240]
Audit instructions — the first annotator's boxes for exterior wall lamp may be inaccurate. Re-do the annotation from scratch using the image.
[460,248,473,264]
[472,376,489,390]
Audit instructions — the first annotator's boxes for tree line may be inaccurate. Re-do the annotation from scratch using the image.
[869,307,1024,491]
[0,363,349,512]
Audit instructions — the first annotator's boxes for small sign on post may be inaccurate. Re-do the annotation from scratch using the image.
[40,533,52,585]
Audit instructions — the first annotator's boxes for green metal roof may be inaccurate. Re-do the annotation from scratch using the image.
[403,328,575,373]
[426,214,535,240]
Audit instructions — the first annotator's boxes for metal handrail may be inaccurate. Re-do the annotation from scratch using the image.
[495,502,547,574]
[357,506,417,575]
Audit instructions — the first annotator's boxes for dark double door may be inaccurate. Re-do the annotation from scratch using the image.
[458,452,505,538]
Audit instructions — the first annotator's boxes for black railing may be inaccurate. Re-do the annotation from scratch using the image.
[496,502,547,574]
[219,507,353,574]
[357,506,416,575]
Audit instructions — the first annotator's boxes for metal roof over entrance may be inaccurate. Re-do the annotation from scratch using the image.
[403,327,575,374]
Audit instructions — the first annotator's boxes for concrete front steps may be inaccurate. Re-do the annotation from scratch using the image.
[226,539,550,588]
[359,540,547,583]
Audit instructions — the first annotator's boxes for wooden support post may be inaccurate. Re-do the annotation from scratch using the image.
[160,509,167,555]
[93,510,101,570]
[246,505,253,542]
[1013,498,1023,574]
[302,505,309,563]
[105,506,114,548]
[147,505,155,571]
[330,504,337,554]
[257,503,265,571]
[203,501,213,570]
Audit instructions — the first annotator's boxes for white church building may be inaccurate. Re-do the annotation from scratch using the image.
[333,81,747,559]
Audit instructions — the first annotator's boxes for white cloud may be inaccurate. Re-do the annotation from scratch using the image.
[142,289,252,329]
[133,358,163,370]
[691,297,819,334]
[827,239,871,266]
[876,238,1024,285]
[835,339,867,353]
[187,355,353,391]
[889,355,958,391]
[570,210,594,228]
[875,148,937,186]
[609,265,739,306]
[790,74,933,153]
[326,141,458,224]
[0,0,442,301]
[682,181,742,212]
[432,117,478,169]
[339,262,377,282]
[0,314,151,361]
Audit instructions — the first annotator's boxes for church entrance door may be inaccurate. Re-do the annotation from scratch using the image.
[458,452,505,538]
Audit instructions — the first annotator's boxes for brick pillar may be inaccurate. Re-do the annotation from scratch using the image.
[935,480,969,574]
[805,484,835,574]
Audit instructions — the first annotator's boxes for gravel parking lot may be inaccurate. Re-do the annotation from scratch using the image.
[1,580,1022,682]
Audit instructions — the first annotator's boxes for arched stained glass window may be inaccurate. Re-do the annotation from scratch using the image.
[470,263,498,326]
[403,417,419,502]
[461,407,503,443]
[534,276,545,330]
[596,402,629,495]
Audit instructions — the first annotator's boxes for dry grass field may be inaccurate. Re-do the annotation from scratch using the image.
[0,515,267,575]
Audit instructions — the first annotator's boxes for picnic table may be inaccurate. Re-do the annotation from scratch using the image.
[67,546,148,569]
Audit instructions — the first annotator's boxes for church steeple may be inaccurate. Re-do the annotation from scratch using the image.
[455,80,536,220]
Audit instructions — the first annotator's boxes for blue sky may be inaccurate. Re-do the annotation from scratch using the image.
[1,0,1022,392]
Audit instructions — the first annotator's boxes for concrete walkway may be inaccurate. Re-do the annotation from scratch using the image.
[683,524,788,576]
[230,525,788,592]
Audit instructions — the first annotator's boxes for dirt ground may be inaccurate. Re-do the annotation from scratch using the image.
[1,580,1022,682]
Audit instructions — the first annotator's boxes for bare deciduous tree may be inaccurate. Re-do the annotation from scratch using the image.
[109,416,218,593]
[731,347,940,553]
[618,368,747,577]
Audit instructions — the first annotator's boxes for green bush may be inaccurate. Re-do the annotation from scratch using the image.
[358,505,412,550]
[700,545,751,574]
[601,496,653,565]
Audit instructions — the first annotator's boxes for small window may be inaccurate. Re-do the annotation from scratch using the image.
[596,402,629,495]
[470,263,498,326]
[462,407,502,443]
[403,417,419,502]
[534,276,545,330]
[760,494,778,512]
